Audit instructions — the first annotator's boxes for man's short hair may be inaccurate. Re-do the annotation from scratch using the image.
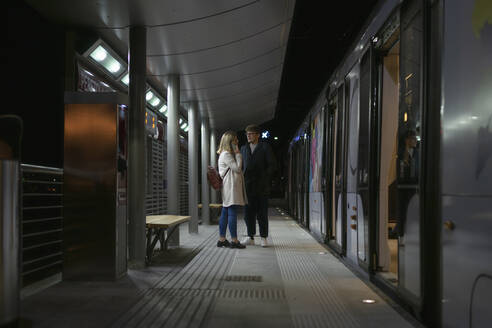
[245,124,261,134]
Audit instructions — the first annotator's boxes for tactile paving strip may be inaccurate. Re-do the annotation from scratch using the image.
[271,221,360,328]
[112,239,237,327]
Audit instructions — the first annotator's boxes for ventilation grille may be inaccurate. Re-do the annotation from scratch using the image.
[224,275,263,282]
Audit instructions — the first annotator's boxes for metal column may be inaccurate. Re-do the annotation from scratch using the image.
[0,115,22,327]
[167,75,180,245]
[210,130,218,204]
[128,26,147,269]
[188,103,199,233]
[201,118,210,224]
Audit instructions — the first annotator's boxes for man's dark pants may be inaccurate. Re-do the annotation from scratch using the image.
[244,194,269,238]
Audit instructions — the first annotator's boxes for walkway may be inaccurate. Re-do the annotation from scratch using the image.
[21,209,422,328]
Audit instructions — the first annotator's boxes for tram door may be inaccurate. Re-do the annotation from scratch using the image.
[344,65,361,263]
[325,95,337,244]
[333,85,346,252]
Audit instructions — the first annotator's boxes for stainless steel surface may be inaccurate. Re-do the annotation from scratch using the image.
[64,95,127,280]
[26,0,295,132]
[128,26,147,268]
[167,74,180,246]
[201,119,211,224]
[188,103,199,233]
[210,131,218,204]
[442,0,492,326]
[167,75,180,215]
[0,160,20,326]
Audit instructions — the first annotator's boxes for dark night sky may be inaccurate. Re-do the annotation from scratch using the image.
[260,1,379,152]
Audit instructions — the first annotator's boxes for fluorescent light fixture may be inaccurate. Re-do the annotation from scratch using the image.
[88,44,125,77]
[179,118,183,125]
[146,91,154,101]
[159,104,168,115]
[184,125,189,132]
[121,73,129,86]
[362,299,376,304]
[107,60,121,73]
[181,122,188,130]
[150,97,161,107]
[274,136,278,140]
[90,45,108,62]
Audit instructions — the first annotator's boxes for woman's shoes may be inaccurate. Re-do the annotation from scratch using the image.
[230,241,246,249]
[217,239,231,247]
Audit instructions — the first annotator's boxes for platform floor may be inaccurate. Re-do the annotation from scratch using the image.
[20,209,423,328]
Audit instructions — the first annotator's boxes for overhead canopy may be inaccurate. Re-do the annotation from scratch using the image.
[26,0,295,132]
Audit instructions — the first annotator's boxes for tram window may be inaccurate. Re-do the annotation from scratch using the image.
[358,51,371,186]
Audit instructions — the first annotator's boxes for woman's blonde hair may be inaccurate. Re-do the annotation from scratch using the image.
[217,130,238,154]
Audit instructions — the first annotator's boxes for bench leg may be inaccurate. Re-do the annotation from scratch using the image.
[163,225,179,250]
[146,227,154,265]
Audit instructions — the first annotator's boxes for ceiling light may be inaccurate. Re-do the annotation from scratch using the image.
[362,299,376,304]
[121,73,129,86]
[159,104,167,114]
[90,45,108,62]
[146,91,154,101]
[150,97,161,107]
[181,122,188,130]
[107,59,121,73]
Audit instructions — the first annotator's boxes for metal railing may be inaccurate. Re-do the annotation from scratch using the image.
[20,164,63,288]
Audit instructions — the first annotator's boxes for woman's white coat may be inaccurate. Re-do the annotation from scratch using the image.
[218,151,247,207]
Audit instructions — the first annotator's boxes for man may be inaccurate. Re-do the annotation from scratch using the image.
[240,124,276,247]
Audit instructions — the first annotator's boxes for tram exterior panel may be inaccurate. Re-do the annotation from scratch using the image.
[286,0,492,326]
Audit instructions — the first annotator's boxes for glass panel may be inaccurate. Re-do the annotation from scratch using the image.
[397,0,422,298]
[334,85,345,246]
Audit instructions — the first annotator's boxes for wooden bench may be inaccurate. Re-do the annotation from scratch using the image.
[145,215,191,264]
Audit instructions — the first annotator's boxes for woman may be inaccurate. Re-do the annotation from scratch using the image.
[217,131,247,248]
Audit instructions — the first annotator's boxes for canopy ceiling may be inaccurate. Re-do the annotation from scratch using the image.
[27,0,295,132]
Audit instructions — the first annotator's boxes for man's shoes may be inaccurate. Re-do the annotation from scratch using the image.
[230,241,246,249]
[260,237,268,247]
[241,237,254,245]
[217,239,231,247]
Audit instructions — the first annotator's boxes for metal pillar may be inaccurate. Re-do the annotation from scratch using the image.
[0,115,22,327]
[188,103,199,233]
[128,26,146,269]
[167,75,180,245]
[201,118,210,224]
[167,75,180,214]
[210,130,218,204]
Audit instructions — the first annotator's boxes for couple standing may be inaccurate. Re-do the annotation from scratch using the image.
[216,125,276,249]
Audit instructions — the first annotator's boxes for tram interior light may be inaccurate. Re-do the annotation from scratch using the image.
[261,131,270,139]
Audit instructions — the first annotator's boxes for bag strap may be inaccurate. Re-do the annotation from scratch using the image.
[222,167,230,179]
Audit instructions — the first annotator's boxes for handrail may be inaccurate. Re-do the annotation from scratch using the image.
[21,164,63,175]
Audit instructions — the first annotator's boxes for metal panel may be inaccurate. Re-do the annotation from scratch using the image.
[441,0,492,326]
[63,98,127,281]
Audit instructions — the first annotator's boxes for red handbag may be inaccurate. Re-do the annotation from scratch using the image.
[207,166,230,190]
